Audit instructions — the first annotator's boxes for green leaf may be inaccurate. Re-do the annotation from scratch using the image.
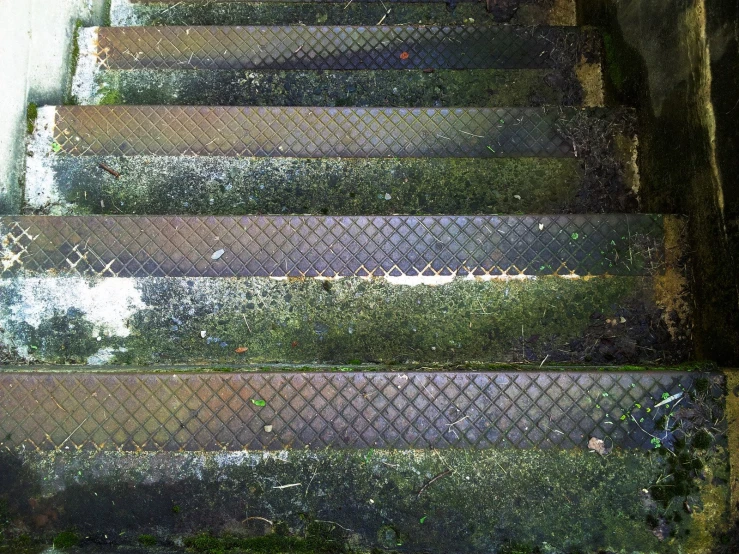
[251,399,266,407]
[420,515,427,524]
[51,141,62,153]
[571,232,579,240]
[29,345,38,350]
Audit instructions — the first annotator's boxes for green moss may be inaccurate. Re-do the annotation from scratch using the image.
[184,523,349,554]
[57,155,582,216]
[102,0,112,27]
[53,531,79,549]
[98,88,122,105]
[602,33,625,93]
[64,19,83,105]
[137,534,157,546]
[113,276,665,365]
[692,430,713,449]
[26,103,38,135]
[97,68,567,108]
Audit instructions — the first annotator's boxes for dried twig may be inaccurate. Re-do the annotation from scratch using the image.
[242,516,274,526]
[416,469,452,498]
[98,163,120,179]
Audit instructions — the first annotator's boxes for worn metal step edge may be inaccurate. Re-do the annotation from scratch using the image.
[110,0,577,27]
[74,25,594,80]
[0,214,664,279]
[0,370,722,451]
[29,105,614,160]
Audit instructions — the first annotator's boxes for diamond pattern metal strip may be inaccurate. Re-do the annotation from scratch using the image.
[96,26,570,70]
[0,215,663,278]
[52,106,584,158]
[0,371,718,451]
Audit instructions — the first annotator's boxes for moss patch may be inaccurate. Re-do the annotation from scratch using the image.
[17,448,718,553]
[103,275,685,366]
[25,103,38,135]
[95,68,570,108]
[52,531,79,549]
[53,155,582,216]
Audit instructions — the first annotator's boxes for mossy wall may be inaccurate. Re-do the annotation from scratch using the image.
[577,0,739,365]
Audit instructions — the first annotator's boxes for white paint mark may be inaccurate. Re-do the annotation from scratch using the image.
[87,347,119,365]
[71,26,101,105]
[25,106,67,212]
[0,276,145,357]
[109,0,143,26]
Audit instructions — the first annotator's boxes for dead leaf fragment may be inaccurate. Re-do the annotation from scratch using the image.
[235,347,248,354]
[587,437,608,455]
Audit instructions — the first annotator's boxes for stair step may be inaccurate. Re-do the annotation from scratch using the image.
[110,0,576,27]
[0,215,663,278]
[80,25,593,72]
[0,370,716,451]
[36,105,607,158]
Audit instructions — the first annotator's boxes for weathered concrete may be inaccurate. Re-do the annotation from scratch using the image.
[0,275,691,365]
[109,0,576,27]
[0,0,106,215]
[0,441,730,553]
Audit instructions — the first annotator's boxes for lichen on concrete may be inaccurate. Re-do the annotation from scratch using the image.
[110,0,570,27]
[0,274,691,366]
[90,68,571,108]
[0,443,727,553]
[45,155,583,216]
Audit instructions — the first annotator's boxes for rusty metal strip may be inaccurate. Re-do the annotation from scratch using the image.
[0,371,718,451]
[0,215,663,278]
[96,26,576,71]
[52,106,591,158]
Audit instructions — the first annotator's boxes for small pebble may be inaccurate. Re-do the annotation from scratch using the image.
[211,249,225,260]
[384,193,392,200]
[264,425,273,433]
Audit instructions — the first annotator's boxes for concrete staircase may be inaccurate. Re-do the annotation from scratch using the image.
[0,1,731,553]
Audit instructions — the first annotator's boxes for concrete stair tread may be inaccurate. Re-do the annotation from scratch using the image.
[0,214,664,279]
[110,0,576,28]
[0,369,720,451]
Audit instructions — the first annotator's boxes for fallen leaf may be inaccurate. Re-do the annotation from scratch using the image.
[423,68,435,73]
[235,346,248,354]
[211,249,225,260]
[587,437,608,456]
[399,51,410,60]
[251,399,266,407]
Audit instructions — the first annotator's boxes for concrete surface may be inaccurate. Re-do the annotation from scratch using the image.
[0,0,105,214]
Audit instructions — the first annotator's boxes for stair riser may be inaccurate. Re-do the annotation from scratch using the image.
[110,0,576,27]
[0,275,690,365]
[37,155,583,216]
[86,68,587,108]
[3,445,719,554]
